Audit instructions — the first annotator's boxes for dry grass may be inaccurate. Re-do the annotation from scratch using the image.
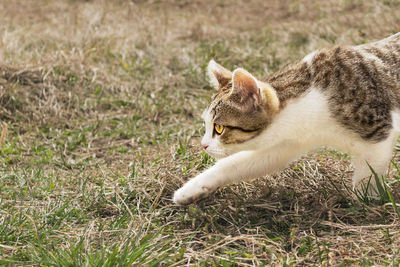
[1,0,400,265]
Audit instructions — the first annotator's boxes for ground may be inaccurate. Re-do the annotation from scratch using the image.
[1,0,400,265]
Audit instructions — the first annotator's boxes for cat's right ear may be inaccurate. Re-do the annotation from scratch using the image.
[207,60,232,90]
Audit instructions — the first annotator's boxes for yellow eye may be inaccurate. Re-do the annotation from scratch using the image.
[214,124,224,134]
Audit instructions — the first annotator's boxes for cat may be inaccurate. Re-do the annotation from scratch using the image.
[173,33,400,205]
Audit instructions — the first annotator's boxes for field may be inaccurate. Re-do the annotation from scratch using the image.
[1,0,400,265]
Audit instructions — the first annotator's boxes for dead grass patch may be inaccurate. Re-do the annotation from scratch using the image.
[0,0,400,265]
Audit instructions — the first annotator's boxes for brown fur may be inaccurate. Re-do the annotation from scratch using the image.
[265,61,312,108]
[208,33,400,144]
[208,69,278,144]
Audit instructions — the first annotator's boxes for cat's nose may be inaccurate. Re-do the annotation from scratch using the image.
[202,144,209,150]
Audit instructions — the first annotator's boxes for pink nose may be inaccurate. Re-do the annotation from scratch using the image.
[202,144,208,150]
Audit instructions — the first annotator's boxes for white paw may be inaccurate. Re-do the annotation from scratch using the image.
[173,180,213,205]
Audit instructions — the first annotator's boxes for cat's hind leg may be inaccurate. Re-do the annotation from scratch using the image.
[351,133,397,196]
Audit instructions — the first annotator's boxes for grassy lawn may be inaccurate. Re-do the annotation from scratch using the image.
[1,0,400,265]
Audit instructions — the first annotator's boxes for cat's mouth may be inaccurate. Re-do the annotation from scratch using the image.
[205,148,230,159]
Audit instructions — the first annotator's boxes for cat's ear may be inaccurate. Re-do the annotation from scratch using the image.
[232,68,280,112]
[232,68,260,104]
[259,81,280,113]
[207,60,232,90]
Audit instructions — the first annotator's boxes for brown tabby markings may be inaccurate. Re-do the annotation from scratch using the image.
[265,61,312,107]
[310,38,400,142]
[209,33,400,144]
[209,82,266,144]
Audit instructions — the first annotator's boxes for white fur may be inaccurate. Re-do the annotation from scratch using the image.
[200,110,228,158]
[303,50,318,65]
[174,88,400,205]
[207,59,222,90]
[392,109,400,132]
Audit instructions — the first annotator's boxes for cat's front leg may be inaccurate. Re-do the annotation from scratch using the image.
[173,145,302,205]
[173,150,262,205]
[173,171,217,205]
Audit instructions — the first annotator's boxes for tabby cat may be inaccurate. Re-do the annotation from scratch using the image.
[174,33,400,205]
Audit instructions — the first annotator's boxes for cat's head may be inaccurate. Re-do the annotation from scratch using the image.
[201,60,280,158]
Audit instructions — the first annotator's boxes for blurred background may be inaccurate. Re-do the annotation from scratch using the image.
[1,0,400,265]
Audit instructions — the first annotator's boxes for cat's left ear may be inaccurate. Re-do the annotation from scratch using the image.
[232,68,261,104]
[207,60,232,90]
[232,68,280,112]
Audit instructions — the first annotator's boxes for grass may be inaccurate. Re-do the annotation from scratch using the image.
[1,0,400,265]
